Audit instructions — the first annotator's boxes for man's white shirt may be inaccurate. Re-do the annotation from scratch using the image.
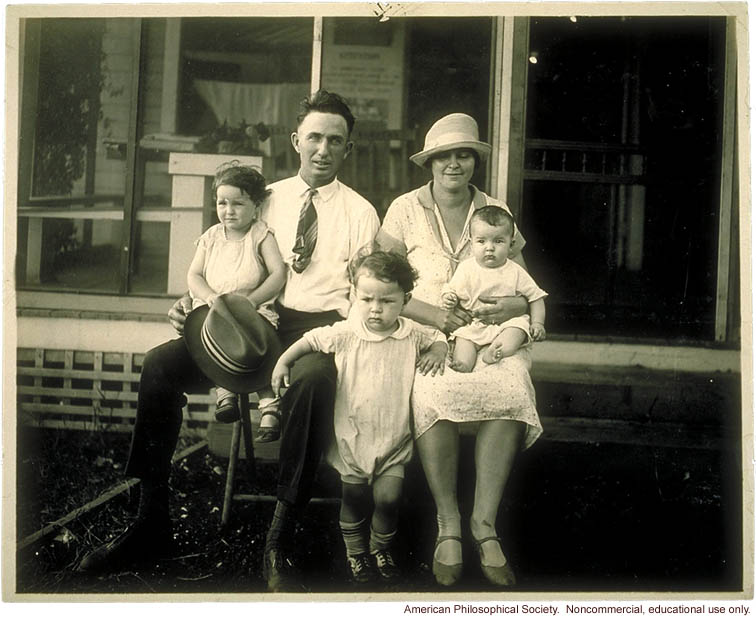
[261,173,380,317]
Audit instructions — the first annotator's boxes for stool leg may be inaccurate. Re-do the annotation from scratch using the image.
[221,417,242,529]
[239,393,256,480]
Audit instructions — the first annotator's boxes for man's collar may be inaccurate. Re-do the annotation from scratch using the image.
[417,181,484,210]
[295,172,339,202]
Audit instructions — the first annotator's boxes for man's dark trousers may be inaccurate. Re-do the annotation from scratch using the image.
[125,303,340,511]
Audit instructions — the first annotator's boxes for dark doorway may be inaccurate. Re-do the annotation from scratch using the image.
[522,17,726,340]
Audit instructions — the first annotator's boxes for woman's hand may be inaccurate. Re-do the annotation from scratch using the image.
[168,294,193,335]
[435,305,473,335]
[473,295,529,325]
[416,342,448,376]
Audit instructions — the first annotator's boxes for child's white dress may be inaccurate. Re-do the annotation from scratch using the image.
[303,313,444,483]
[190,221,278,327]
[442,258,547,346]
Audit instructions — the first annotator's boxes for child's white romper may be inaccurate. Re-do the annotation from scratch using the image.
[443,258,547,347]
[304,313,444,483]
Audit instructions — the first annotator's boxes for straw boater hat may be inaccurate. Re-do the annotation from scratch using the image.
[184,293,281,394]
[409,113,492,168]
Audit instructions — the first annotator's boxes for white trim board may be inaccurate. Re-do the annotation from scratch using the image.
[531,341,739,374]
[17,317,177,354]
[16,316,740,374]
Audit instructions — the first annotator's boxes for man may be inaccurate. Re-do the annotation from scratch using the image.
[77,91,380,588]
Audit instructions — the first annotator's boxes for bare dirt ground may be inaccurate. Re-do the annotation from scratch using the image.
[15,426,743,596]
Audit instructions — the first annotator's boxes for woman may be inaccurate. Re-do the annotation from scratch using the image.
[376,113,542,587]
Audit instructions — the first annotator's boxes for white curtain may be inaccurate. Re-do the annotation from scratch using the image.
[193,80,309,156]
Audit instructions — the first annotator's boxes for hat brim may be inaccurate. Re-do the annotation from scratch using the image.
[409,140,492,168]
[184,304,281,394]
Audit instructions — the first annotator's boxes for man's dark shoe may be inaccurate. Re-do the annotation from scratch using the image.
[373,548,400,581]
[77,518,172,573]
[347,552,377,584]
[263,547,301,592]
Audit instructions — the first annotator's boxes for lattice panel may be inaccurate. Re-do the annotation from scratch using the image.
[16,348,227,434]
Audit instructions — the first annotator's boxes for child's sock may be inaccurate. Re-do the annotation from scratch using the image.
[369,526,396,554]
[339,518,368,557]
[258,396,281,428]
[258,396,280,410]
[216,386,235,406]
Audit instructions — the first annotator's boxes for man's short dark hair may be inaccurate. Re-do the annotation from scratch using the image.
[212,161,271,205]
[349,248,417,294]
[471,205,515,235]
[297,89,356,136]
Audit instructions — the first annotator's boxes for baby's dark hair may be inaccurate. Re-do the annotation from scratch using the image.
[349,246,417,294]
[471,205,515,234]
[212,161,271,205]
[297,89,356,136]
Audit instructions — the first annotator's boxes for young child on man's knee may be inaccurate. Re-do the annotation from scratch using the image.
[187,162,286,441]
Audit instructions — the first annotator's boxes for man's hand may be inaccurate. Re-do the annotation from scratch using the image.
[473,295,529,325]
[435,305,473,335]
[416,342,448,376]
[168,294,193,335]
[271,360,291,397]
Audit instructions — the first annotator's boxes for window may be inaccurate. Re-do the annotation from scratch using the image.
[17,17,313,296]
[321,17,493,217]
[17,18,137,293]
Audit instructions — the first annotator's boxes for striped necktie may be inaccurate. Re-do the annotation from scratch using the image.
[291,188,318,273]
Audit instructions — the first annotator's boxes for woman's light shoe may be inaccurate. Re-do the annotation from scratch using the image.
[472,536,516,587]
[432,535,463,586]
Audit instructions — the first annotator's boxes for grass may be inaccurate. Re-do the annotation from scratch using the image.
[14,426,744,596]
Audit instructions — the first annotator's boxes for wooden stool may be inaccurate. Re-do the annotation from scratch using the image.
[217,393,338,528]
[220,393,256,528]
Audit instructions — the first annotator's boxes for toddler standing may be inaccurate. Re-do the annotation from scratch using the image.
[271,250,447,584]
[187,162,286,441]
[442,205,548,372]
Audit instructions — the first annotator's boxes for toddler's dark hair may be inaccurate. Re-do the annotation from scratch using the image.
[212,161,271,205]
[471,205,515,234]
[297,89,356,136]
[349,246,417,294]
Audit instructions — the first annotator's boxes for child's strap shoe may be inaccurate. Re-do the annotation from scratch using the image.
[215,397,240,423]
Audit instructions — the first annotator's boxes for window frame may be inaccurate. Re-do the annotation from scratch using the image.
[17,17,147,295]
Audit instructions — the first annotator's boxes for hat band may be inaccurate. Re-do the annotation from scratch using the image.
[425,132,485,150]
[201,322,257,376]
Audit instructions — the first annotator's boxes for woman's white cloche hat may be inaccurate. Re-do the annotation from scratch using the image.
[409,113,492,167]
